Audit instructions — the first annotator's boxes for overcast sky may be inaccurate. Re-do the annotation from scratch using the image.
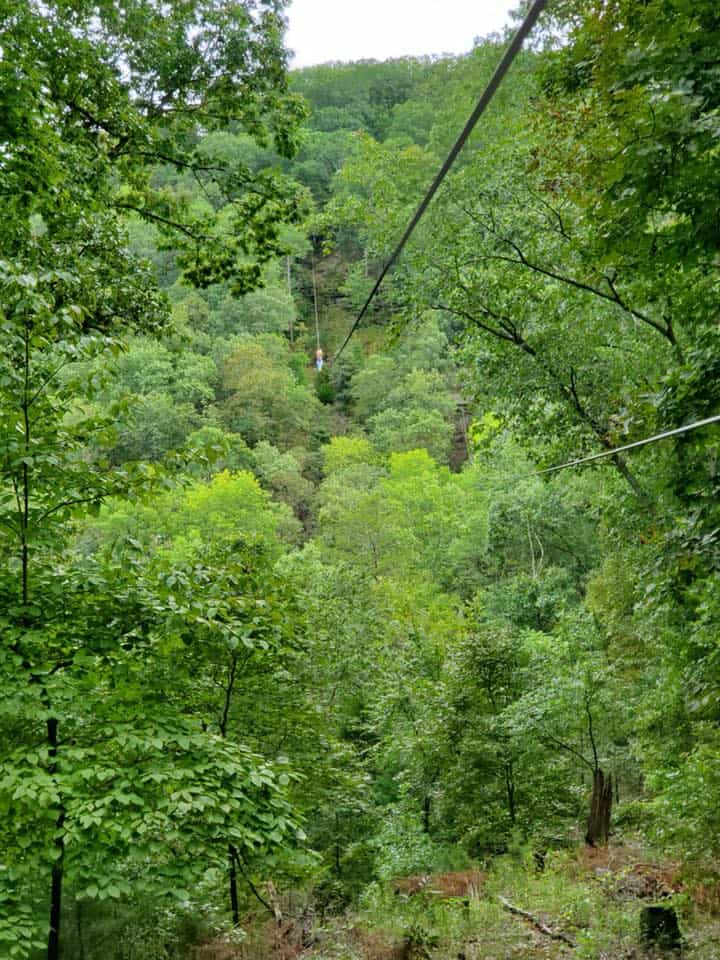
[285,0,515,68]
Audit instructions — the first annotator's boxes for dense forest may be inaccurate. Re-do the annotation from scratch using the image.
[1,2,719,959]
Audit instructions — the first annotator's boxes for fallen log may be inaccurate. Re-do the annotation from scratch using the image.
[499,896,576,947]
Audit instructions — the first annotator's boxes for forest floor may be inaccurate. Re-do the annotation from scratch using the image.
[194,844,720,960]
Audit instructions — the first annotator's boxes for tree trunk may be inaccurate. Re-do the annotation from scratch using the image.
[228,845,240,926]
[47,716,66,960]
[585,768,612,846]
[76,899,86,960]
[504,760,516,825]
[47,848,64,960]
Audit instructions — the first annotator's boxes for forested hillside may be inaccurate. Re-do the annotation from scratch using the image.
[1,2,719,959]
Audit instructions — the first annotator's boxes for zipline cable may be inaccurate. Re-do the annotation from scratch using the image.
[333,0,548,361]
[534,413,720,477]
[286,255,294,343]
[311,250,321,352]
[469,413,720,491]
[323,1,718,480]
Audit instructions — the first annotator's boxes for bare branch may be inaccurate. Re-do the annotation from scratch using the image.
[542,732,595,774]
[113,203,207,242]
[499,896,576,947]
[430,303,648,498]
[460,210,676,344]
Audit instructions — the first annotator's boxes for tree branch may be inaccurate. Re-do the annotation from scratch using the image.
[231,848,283,923]
[37,495,105,523]
[541,732,595,774]
[431,304,647,497]
[499,896,576,947]
[462,212,676,345]
[27,358,76,408]
[113,203,207,242]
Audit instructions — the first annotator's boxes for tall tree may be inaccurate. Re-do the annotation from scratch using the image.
[0,2,308,956]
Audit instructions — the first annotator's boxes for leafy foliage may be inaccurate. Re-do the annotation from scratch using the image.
[2,7,720,957]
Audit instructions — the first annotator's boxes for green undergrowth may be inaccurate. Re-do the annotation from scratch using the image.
[48,846,720,959]
[303,851,719,960]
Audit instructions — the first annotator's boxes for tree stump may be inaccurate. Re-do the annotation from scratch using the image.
[640,905,683,951]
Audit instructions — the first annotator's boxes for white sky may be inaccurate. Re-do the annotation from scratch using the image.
[285,0,515,68]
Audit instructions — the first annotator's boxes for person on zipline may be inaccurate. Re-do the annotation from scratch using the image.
[315,347,324,371]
